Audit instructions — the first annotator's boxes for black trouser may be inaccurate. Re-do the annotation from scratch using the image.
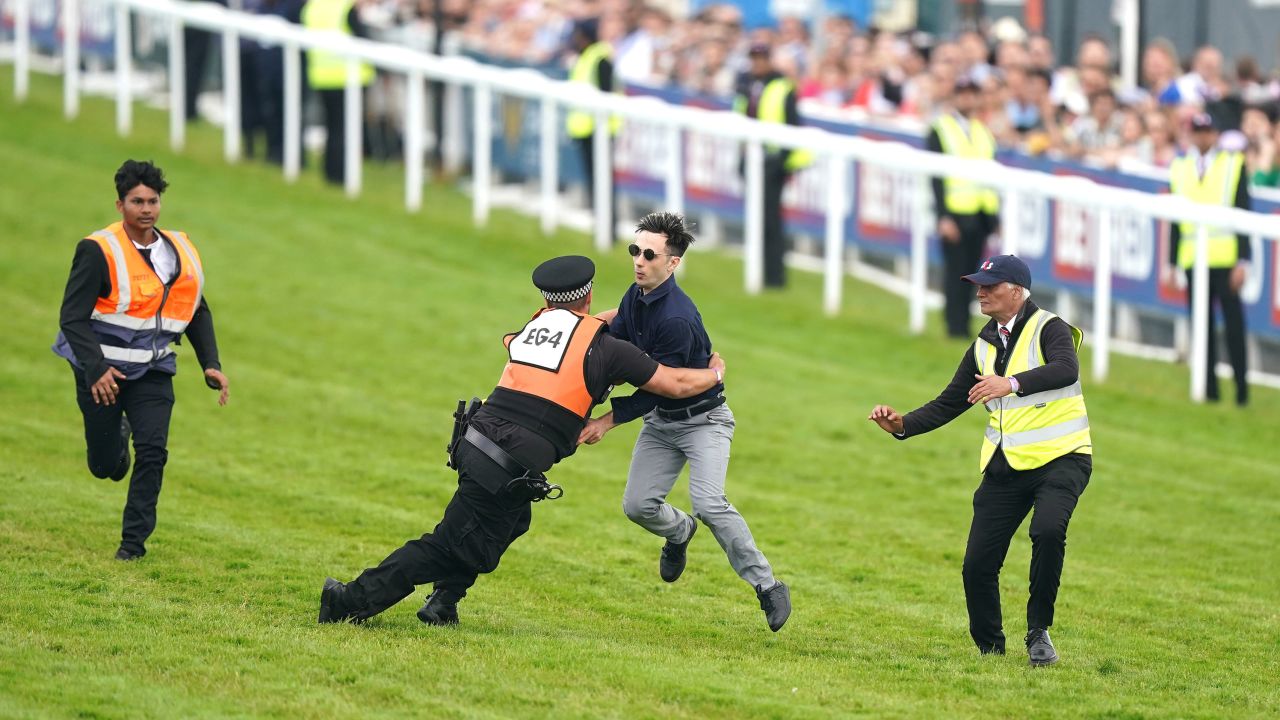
[345,442,534,619]
[1185,268,1249,404]
[941,212,993,338]
[317,88,346,185]
[183,25,214,119]
[575,135,617,218]
[73,367,175,555]
[763,153,790,288]
[962,452,1091,653]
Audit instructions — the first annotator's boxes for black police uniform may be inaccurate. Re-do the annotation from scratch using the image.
[319,257,660,623]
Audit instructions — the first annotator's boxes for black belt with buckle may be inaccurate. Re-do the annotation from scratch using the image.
[656,394,726,421]
[462,426,562,501]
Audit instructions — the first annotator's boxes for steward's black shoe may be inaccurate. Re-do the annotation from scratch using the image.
[660,520,697,583]
[318,577,363,624]
[416,589,461,626]
[756,581,791,632]
[1025,628,1059,667]
[110,416,132,482]
[114,546,144,561]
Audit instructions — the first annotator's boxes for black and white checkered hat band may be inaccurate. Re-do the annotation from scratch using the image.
[541,281,593,303]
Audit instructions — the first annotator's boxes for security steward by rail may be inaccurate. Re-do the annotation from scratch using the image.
[319,256,727,626]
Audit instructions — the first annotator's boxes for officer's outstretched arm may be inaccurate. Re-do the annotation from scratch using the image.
[641,364,721,399]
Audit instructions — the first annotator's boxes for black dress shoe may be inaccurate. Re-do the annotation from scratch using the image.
[114,547,144,561]
[1025,628,1059,667]
[756,580,791,632]
[659,519,697,583]
[110,416,132,482]
[318,577,363,624]
[416,588,461,626]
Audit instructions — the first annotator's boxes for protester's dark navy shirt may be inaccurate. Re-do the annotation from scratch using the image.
[608,274,722,424]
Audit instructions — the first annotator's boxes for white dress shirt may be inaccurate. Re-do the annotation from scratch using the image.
[133,230,177,285]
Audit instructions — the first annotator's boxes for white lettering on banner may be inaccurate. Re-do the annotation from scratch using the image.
[684,131,741,195]
[1015,194,1048,258]
[1052,201,1153,282]
[783,164,826,215]
[858,164,913,233]
[614,120,666,179]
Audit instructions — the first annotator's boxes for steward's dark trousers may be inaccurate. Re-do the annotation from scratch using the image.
[763,153,790,288]
[318,88,346,185]
[941,212,992,338]
[962,452,1091,653]
[347,443,533,619]
[575,135,617,224]
[73,367,175,555]
[1184,268,1249,404]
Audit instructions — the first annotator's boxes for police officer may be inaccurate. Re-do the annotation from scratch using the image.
[565,18,619,213]
[318,256,727,625]
[53,160,230,561]
[1169,112,1252,406]
[579,212,790,632]
[734,43,812,288]
[927,76,1000,338]
[302,0,372,185]
[869,255,1091,667]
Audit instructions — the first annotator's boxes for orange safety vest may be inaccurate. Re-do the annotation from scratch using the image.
[497,308,606,418]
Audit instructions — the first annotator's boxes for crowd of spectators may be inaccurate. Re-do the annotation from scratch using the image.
[350,0,1280,183]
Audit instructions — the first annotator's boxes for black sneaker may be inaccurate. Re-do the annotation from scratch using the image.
[1025,628,1059,667]
[110,416,132,482]
[756,580,791,632]
[114,546,144,561]
[659,519,697,583]
[416,589,461,626]
[318,577,363,624]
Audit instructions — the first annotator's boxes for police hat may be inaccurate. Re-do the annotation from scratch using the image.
[533,255,595,303]
[962,254,1032,290]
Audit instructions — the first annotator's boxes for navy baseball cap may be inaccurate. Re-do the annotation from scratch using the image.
[962,254,1032,290]
[1190,112,1217,132]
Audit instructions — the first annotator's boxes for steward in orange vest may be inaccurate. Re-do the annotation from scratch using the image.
[319,255,727,626]
[52,160,228,561]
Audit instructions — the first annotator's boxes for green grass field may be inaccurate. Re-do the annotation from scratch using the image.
[2,75,1278,719]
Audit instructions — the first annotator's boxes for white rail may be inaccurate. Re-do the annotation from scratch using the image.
[8,0,1279,401]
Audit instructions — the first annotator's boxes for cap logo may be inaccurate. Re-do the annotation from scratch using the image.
[981,261,994,270]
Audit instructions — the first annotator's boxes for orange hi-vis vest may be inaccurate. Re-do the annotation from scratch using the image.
[497,308,606,417]
[53,222,205,378]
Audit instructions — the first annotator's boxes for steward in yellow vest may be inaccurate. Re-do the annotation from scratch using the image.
[869,254,1090,667]
[927,76,1001,338]
[301,0,372,184]
[565,18,618,213]
[1167,113,1252,405]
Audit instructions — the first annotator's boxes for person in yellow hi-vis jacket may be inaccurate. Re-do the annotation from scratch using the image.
[734,43,812,288]
[565,18,620,212]
[302,0,372,185]
[927,76,1000,338]
[1169,112,1252,406]
[869,255,1091,669]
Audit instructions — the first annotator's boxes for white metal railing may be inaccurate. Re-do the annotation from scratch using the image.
[8,0,1279,401]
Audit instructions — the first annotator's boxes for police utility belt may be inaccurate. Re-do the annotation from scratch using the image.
[447,398,562,502]
[656,393,726,421]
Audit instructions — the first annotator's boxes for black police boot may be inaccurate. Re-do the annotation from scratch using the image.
[1025,628,1059,667]
[659,519,697,583]
[110,416,132,482]
[318,577,364,624]
[416,589,461,626]
[756,580,791,632]
[114,546,144,561]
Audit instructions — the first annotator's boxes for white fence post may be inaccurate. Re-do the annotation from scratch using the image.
[539,96,558,235]
[665,122,683,217]
[405,69,425,212]
[909,173,928,334]
[343,58,362,197]
[222,30,241,161]
[744,139,764,295]
[443,80,463,175]
[283,42,301,183]
[168,17,185,150]
[823,154,846,316]
[1190,226,1211,402]
[63,0,80,118]
[472,82,492,226]
[592,109,612,250]
[13,0,29,101]
[114,2,132,135]
[1093,208,1113,382]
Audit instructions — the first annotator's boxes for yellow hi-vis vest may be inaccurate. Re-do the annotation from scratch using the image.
[1169,151,1244,269]
[974,309,1092,473]
[734,78,813,172]
[565,42,621,138]
[933,114,999,215]
[302,0,373,90]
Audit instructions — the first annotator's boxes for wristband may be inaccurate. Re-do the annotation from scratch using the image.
[714,368,723,384]
[1009,376,1021,393]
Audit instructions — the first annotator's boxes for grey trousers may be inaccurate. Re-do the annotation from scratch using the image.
[621,403,775,588]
